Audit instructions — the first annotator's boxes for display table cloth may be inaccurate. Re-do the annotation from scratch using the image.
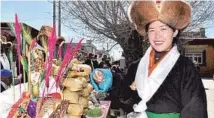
[100,101,111,118]
[0,83,28,118]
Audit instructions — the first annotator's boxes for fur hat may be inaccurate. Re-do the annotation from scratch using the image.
[37,26,53,40]
[37,26,53,52]
[128,0,191,36]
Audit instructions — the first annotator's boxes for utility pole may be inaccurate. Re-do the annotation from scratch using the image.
[58,1,61,36]
[53,1,56,26]
[107,43,109,52]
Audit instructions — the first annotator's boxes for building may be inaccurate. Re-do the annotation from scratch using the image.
[65,40,98,55]
[184,38,214,77]
[79,40,98,54]
[61,40,103,60]
[182,28,214,77]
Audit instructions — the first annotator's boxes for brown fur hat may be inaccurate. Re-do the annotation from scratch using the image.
[128,0,191,36]
[36,26,53,51]
[37,26,53,40]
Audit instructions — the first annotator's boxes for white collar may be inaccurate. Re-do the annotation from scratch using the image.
[133,45,180,118]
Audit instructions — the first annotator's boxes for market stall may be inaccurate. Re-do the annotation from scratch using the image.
[0,14,112,118]
[0,83,111,118]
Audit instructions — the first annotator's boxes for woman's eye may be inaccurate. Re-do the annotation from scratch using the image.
[161,28,167,31]
[149,29,154,32]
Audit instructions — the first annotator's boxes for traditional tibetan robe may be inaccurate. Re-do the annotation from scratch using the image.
[121,45,207,118]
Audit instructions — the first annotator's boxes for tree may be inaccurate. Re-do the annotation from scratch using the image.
[60,1,214,66]
[187,1,214,31]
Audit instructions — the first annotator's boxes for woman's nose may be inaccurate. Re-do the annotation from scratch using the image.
[155,30,162,39]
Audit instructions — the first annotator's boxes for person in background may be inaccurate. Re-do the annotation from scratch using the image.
[84,53,94,70]
[111,65,117,73]
[98,57,111,69]
[104,57,111,69]
[92,55,99,69]
[97,54,103,63]
[0,69,12,92]
[98,58,105,68]
[103,54,108,60]
[0,35,13,92]
[0,36,11,71]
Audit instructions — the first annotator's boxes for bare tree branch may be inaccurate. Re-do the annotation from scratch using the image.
[60,1,214,64]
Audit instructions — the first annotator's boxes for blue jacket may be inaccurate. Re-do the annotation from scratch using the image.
[90,68,112,93]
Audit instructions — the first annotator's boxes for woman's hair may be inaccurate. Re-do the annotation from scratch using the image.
[172,31,181,45]
[173,31,184,54]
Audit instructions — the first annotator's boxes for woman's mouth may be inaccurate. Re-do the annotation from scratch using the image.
[154,41,164,45]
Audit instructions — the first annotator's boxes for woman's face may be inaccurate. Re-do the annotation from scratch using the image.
[148,20,178,52]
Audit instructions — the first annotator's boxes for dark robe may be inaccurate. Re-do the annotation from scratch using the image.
[84,58,94,70]
[119,55,207,118]
[92,60,99,69]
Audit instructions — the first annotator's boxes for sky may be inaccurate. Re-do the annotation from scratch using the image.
[1,0,214,60]
[1,1,77,41]
[0,0,123,60]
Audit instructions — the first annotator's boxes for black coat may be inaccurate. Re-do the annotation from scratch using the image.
[117,55,207,117]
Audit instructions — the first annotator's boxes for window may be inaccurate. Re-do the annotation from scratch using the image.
[185,53,203,64]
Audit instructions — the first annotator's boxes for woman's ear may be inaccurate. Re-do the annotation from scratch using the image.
[173,30,179,37]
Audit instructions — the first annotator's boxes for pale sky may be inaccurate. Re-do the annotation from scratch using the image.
[1,0,214,60]
[0,0,123,60]
[1,1,78,41]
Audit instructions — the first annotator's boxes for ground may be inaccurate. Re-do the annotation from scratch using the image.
[202,78,214,118]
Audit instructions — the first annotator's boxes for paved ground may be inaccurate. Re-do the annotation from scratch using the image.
[202,78,214,118]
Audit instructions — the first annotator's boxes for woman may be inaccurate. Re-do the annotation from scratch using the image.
[94,1,207,118]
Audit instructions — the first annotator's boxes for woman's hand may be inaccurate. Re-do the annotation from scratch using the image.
[93,70,104,83]
[130,81,136,91]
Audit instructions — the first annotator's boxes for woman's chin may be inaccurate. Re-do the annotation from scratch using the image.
[153,47,166,52]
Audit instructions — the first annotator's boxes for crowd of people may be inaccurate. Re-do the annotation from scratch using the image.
[78,52,125,101]
[77,52,123,72]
